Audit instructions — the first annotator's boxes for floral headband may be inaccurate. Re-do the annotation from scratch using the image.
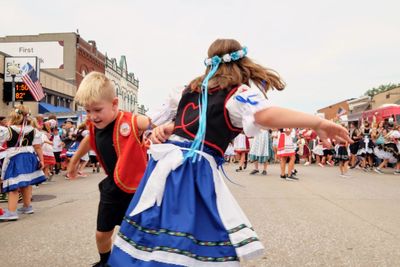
[204,46,248,66]
[186,46,248,161]
[15,109,30,117]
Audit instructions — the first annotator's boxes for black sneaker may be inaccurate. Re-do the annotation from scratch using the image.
[92,262,109,267]
[262,170,267,175]
[280,174,287,179]
[236,167,243,172]
[93,169,96,173]
[249,170,259,175]
[287,174,299,180]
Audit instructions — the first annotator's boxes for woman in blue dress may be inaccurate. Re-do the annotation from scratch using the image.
[108,39,351,266]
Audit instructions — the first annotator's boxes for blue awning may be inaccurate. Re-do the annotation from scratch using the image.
[39,103,72,114]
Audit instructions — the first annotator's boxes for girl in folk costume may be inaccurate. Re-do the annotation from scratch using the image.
[249,129,271,175]
[39,120,56,181]
[108,39,351,267]
[76,123,90,177]
[303,128,317,165]
[335,139,350,177]
[0,105,45,221]
[277,128,298,180]
[271,129,280,163]
[296,131,311,166]
[66,122,90,178]
[233,132,249,171]
[322,138,335,167]
[374,127,400,174]
[348,122,362,169]
[357,120,374,171]
[224,142,236,163]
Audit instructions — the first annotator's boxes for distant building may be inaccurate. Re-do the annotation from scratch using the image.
[317,99,354,121]
[105,56,139,113]
[0,32,105,117]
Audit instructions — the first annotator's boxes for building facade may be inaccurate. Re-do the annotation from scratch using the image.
[317,99,354,121]
[371,87,400,109]
[105,56,139,113]
[1,32,144,117]
[0,32,106,117]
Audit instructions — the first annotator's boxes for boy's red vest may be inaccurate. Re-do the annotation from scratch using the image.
[88,111,147,193]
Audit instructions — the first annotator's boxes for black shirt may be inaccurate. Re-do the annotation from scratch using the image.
[95,119,133,203]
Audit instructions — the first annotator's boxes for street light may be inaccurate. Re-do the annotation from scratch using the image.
[7,64,20,108]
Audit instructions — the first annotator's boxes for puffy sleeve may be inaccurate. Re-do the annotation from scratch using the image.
[0,126,10,144]
[147,86,184,126]
[225,85,269,137]
[32,129,43,145]
[82,129,90,137]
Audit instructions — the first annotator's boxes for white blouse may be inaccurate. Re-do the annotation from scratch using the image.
[149,84,269,137]
[0,125,42,146]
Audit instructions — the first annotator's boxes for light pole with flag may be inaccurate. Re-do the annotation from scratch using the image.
[7,64,20,108]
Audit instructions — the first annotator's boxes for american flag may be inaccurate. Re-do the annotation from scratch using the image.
[21,63,45,102]
[337,107,347,116]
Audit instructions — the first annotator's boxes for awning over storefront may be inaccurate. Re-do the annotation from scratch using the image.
[39,102,72,113]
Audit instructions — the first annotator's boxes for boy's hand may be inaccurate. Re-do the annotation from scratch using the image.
[315,120,352,147]
[150,122,175,144]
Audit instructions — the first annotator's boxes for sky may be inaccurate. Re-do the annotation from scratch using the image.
[1,0,399,114]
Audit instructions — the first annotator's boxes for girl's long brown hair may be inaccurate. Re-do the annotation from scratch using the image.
[189,39,285,93]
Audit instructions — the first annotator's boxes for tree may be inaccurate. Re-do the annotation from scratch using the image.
[364,83,400,97]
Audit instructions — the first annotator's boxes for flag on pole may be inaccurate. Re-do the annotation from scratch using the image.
[21,63,45,102]
[336,107,347,117]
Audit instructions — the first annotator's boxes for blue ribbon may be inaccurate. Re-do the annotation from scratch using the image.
[185,56,222,161]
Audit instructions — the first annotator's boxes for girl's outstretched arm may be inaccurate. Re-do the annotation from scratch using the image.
[254,106,352,146]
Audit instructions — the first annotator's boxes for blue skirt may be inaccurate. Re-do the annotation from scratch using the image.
[1,152,46,193]
[108,141,264,267]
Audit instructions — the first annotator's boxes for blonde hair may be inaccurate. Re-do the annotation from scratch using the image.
[9,105,32,126]
[31,118,40,129]
[75,71,116,106]
[189,39,285,93]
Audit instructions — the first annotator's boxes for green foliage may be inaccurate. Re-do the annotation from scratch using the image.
[364,83,400,97]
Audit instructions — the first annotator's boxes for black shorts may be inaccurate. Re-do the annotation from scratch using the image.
[349,142,359,155]
[323,149,334,156]
[89,155,98,164]
[97,196,133,232]
[53,152,61,163]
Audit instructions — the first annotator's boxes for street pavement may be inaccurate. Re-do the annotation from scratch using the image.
[1,163,400,267]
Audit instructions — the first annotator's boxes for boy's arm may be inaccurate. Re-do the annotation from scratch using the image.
[67,135,91,179]
[254,106,352,147]
[136,115,152,135]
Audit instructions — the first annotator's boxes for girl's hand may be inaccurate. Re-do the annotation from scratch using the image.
[150,122,175,144]
[315,120,352,147]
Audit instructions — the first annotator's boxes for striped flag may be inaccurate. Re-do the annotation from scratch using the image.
[21,63,45,102]
[337,107,347,116]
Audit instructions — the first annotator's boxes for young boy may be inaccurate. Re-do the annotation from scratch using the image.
[67,72,150,267]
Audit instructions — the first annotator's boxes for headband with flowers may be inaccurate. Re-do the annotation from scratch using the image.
[204,46,248,66]
[186,47,248,161]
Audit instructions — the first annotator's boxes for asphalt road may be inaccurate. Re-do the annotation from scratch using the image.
[1,163,399,267]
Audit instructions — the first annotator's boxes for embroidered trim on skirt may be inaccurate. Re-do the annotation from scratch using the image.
[1,149,45,193]
[108,142,264,266]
